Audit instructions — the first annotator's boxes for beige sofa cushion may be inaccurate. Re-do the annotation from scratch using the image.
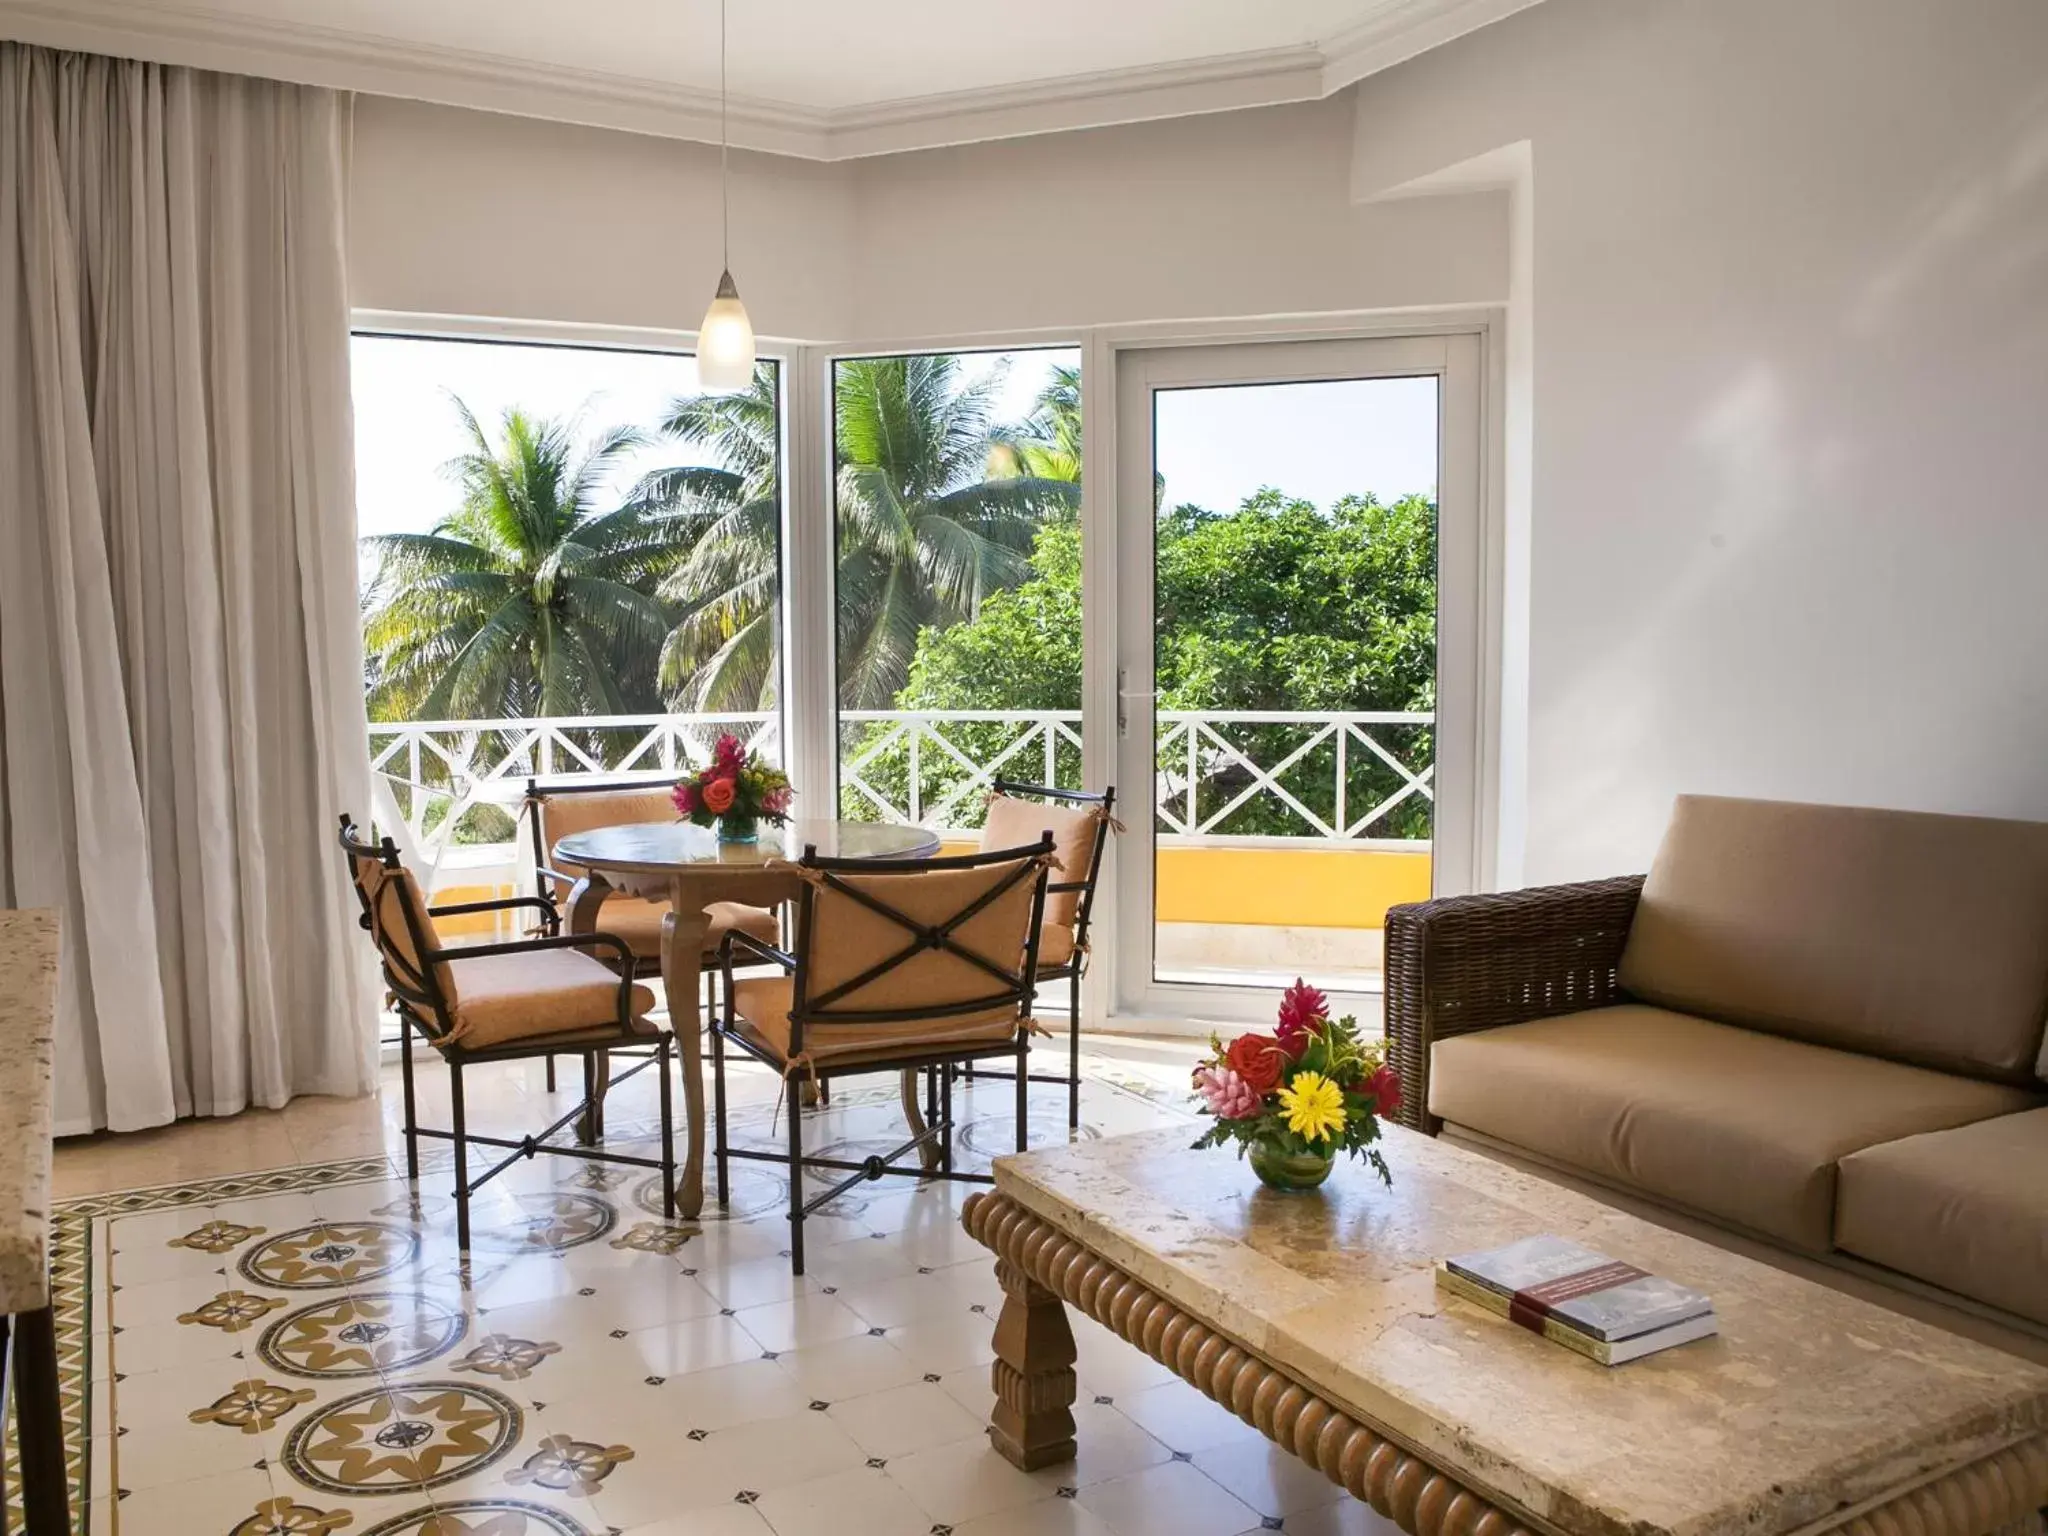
[1836,1108,2048,1327]
[1617,795,2048,1084]
[1429,1006,2041,1252]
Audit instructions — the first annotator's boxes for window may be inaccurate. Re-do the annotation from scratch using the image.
[829,347,1082,838]
[351,332,784,937]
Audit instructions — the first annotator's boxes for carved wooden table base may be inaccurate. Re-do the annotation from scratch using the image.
[961,1191,2048,1536]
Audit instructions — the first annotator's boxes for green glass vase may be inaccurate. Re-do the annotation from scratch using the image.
[717,812,760,844]
[1248,1138,1336,1192]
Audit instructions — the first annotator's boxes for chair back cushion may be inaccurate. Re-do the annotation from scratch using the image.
[980,793,1102,930]
[535,784,677,853]
[349,853,457,1026]
[1617,795,2048,1083]
[803,855,1042,1024]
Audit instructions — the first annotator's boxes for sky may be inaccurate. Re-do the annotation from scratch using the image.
[349,335,1440,575]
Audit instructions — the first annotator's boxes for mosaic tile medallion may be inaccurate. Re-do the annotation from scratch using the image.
[238,1222,422,1289]
[190,1379,319,1434]
[257,1292,469,1378]
[356,1500,591,1536]
[169,1219,267,1253]
[227,1496,358,1536]
[280,1381,522,1496]
[461,1193,615,1253]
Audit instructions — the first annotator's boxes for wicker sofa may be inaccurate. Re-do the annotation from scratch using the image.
[1386,794,2048,1356]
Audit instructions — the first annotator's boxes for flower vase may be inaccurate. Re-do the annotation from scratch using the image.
[1248,1138,1335,1192]
[716,812,760,844]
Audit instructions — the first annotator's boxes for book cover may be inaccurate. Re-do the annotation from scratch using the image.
[1442,1234,1712,1343]
[1435,1265,1719,1365]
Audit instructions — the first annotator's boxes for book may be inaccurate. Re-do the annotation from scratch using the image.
[1442,1234,1713,1342]
[1434,1264,1720,1365]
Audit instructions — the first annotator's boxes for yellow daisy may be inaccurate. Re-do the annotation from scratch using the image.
[1276,1071,1347,1144]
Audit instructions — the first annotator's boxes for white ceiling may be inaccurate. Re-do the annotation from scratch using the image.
[0,0,1545,158]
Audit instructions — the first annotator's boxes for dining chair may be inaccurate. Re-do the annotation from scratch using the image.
[525,775,780,1093]
[339,814,676,1251]
[959,781,1117,1129]
[710,835,1055,1274]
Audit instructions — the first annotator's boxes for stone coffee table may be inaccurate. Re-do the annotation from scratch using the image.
[961,1125,2048,1536]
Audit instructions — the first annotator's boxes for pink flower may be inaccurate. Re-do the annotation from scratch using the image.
[762,784,794,817]
[1275,977,1328,1058]
[1194,1066,1262,1120]
[712,732,746,771]
[671,782,700,816]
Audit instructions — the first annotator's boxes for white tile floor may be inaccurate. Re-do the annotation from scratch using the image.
[36,1041,1399,1536]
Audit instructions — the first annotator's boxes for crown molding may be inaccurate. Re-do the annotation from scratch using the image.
[1319,0,1547,92]
[0,0,1543,161]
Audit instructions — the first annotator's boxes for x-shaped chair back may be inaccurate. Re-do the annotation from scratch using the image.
[786,835,1055,1054]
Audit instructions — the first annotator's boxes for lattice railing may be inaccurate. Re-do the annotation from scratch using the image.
[366,706,1433,872]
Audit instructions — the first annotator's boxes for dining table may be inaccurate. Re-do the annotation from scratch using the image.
[550,817,942,1219]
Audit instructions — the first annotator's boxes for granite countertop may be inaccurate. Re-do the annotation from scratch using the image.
[995,1125,2048,1536]
[0,910,61,1315]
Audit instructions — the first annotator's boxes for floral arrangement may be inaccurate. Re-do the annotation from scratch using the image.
[670,733,794,838]
[1191,979,1401,1188]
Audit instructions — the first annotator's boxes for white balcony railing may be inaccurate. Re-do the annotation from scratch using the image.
[366,708,1433,872]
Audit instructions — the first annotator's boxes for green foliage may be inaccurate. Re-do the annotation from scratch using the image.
[360,400,681,722]
[863,488,1438,838]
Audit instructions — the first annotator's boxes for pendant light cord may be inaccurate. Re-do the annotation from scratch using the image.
[719,0,730,273]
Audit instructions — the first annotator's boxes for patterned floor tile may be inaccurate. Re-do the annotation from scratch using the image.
[28,1050,1205,1536]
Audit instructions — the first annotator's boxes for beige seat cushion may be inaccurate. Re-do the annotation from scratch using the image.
[593,895,778,960]
[730,975,1019,1065]
[1429,1005,2041,1252]
[443,947,657,1050]
[982,793,1103,932]
[1836,1108,2048,1326]
[1618,795,2048,1084]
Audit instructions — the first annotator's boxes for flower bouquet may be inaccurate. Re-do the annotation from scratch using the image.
[670,733,794,844]
[1190,980,1401,1192]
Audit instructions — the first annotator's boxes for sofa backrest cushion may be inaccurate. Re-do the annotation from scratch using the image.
[1617,795,2048,1085]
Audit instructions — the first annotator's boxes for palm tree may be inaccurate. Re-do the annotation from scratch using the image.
[361,400,679,721]
[991,362,1081,484]
[630,367,785,710]
[648,354,1076,710]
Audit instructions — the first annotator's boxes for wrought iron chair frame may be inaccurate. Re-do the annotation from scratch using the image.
[710,835,1054,1274]
[339,814,676,1251]
[959,780,1116,1129]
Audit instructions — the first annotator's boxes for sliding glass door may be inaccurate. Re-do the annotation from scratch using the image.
[1111,334,1484,1025]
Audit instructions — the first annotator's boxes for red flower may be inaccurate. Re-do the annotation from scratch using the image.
[1275,977,1328,1057]
[1362,1064,1402,1119]
[712,732,747,771]
[671,782,700,816]
[701,776,737,814]
[1224,1033,1286,1095]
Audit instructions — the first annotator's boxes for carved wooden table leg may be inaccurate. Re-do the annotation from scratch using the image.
[660,886,713,1221]
[988,1255,1078,1470]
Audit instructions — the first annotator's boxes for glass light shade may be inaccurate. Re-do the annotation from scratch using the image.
[697,269,756,392]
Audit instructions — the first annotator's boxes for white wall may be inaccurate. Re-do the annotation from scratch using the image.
[349,96,859,340]
[844,95,1506,339]
[1352,0,2048,882]
[348,91,1508,342]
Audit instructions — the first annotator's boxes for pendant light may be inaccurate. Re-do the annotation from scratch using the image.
[697,0,755,391]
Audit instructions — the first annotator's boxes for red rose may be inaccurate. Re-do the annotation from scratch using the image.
[1363,1064,1401,1119]
[701,776,737,814]
[1224,1033,1286,1096]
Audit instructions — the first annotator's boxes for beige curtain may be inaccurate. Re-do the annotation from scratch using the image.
[0,43,377,1133]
